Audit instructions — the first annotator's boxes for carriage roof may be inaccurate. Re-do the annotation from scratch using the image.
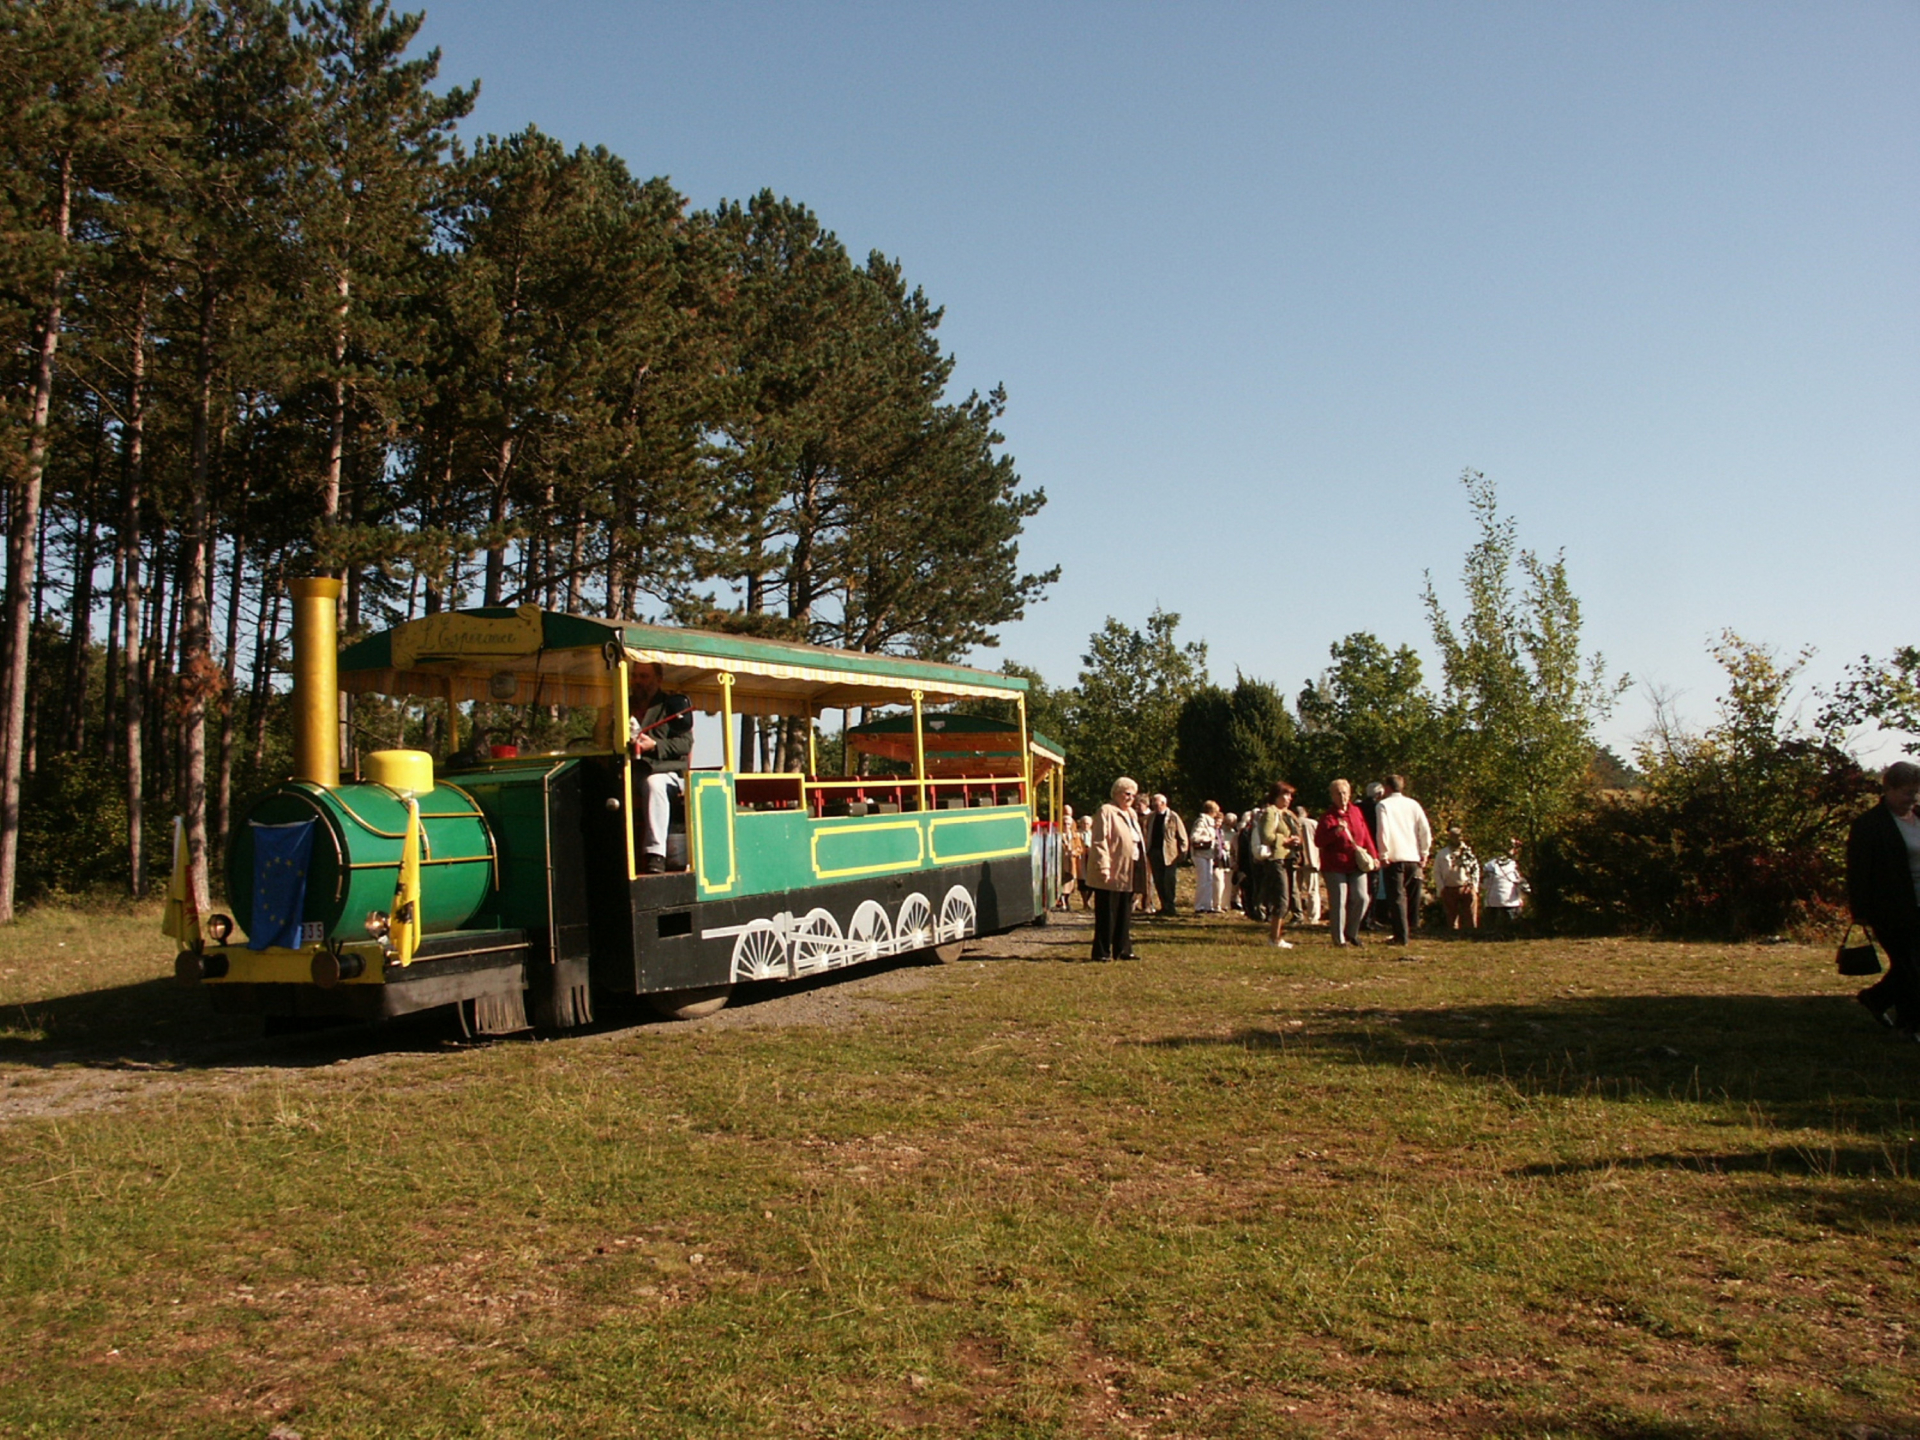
[845,712,1063,773]
[336,606,1031,718]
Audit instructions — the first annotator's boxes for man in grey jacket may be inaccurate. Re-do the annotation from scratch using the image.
[1146,793,1191,916]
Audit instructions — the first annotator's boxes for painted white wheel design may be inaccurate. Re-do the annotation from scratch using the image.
[896,892,934,952]
[731,919,789,982]
[938,885,977,943]
[848,900,893,962]
[791,908,843,977]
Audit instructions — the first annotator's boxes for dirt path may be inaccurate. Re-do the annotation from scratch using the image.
[0,913,1093,1130]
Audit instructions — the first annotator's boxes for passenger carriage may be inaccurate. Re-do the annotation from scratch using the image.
[170,580,1065,1032]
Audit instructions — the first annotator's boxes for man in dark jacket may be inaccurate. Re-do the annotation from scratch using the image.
[1849,760,1920,1034]
[1235,810,1264,922]
[627,662,694,873]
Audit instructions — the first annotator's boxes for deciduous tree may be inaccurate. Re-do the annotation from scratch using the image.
[1422,469,1627,845]
[1295,632,1437,807]
[1061,608,1206,813]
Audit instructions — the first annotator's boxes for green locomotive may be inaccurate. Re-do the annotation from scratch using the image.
[170,580,1065,1032]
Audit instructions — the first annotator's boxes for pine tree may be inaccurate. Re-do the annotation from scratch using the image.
[0,0,165,918]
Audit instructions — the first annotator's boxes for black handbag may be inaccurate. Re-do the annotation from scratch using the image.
[1837,923,1883,977]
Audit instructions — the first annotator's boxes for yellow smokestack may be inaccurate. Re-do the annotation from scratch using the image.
[290,577,344,787]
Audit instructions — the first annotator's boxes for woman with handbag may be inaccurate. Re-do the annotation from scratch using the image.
[1318,778,1381,948]
[1190,801,1222,914]
[1848,761,1920,1035]
[1258,782,1305,948]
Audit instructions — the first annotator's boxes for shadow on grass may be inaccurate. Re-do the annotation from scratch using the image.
[1140,993,1920,1234]
[0,946,964,1074]
[1139,991,1920,1145]
[1531,1414,1910,1440]
[0,972,477,1072]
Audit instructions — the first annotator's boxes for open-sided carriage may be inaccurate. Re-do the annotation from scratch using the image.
[169,582,1064,1032]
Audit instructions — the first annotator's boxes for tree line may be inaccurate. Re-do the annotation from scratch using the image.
[0,0,1054,916]
[1019,472,1918,940]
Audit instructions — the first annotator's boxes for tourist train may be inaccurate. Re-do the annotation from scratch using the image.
[167,579,1065,1033]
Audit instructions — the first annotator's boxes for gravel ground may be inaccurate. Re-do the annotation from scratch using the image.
[0,912,1097,1129]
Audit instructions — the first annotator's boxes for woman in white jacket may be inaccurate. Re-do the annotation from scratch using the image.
[1190,801,1222,913]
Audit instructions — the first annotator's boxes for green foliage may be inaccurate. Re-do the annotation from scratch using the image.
[1059,609,1206,812]
[954,660,1067,746]
[1423,470,1628,846]
[1588,745,1642,791]
[1823,645,1920,759]
[1175,674,1296,813]
[15,755,128,900]
[1295,632,1438,807]
[1540,633,1871,938]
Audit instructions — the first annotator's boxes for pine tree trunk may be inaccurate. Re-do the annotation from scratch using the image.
[424,452,450,615]
[179,271,218,915]
[566,507,586,614]
[103,542,122,768]
[161,538,181,819]
[63,437,101,753]
[247,555,281,772]
[484,429,516,606]
[26,500,50,778]
[143,543,168,870]
[65,523,98,755]
[121,287,149,895]
[0,153,71,923]
[322,274,349,524]
[215,513,246,866]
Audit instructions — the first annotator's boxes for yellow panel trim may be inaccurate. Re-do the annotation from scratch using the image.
[809,818,926,880]
[928,810,1033,865]
[691,774,738,894]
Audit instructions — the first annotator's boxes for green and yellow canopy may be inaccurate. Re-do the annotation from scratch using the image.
[337,606,1031,719]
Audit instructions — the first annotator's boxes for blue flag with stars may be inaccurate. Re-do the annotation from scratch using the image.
[249,819,316,951]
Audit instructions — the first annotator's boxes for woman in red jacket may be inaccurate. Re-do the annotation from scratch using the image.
[1318,778,1381,948]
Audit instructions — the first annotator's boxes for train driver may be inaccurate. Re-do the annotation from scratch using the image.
[604,662,694,873]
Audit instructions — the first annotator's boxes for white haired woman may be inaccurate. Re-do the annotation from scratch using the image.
[1190,801,1223,914]
[1087,777,1146,961]
[1318,778,1381,948]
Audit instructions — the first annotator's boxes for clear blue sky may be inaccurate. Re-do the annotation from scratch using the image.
[421,0,1918,759]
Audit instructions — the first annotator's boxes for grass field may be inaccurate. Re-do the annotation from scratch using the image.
[1,903,1915,1438]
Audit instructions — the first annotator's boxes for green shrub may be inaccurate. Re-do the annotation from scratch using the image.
[1536,634,1872,939]
[17,754,130,901]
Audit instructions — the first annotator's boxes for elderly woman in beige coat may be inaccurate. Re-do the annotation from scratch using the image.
[1088,776,1145,962]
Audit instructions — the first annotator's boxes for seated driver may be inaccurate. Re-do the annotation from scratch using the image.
[601,662,693,873]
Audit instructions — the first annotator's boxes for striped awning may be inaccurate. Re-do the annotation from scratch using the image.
[338,607,1030,717]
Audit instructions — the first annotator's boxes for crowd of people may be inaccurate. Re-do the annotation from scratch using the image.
[1048,758,1920,1047]
[1057,775,1531,962]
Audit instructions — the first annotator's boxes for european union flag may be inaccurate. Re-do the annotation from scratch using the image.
[249,819,317,951]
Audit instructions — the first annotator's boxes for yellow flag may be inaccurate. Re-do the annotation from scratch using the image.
[391,797,422,967]
[160,816,201,947]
